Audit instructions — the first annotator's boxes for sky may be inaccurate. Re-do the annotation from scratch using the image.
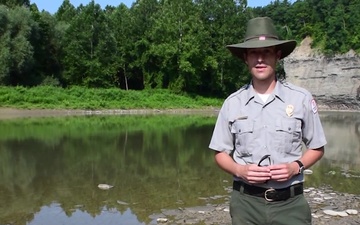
[30,0,276,14]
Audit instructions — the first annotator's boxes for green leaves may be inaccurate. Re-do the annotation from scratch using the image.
[0,0,30,8]
[61,1,117,87]
[1,0,360,97]
[0,5,35,85]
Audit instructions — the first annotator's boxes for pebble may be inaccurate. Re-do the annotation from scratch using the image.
[313,197,324,202]
[116,200,129,205]
[312,213,324,219]
[346,209,358,215]
[323,210,348,217]
[157,218,168,223]
[97,184,114,190]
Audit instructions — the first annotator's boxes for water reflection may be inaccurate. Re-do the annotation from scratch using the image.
[320,111,360,166]
[31,204,145,225]
[0,112,359,225]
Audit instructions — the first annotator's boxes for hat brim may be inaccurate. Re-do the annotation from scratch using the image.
[226,40,296,60]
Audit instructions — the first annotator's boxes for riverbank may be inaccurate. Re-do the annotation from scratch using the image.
[0,107,220,120]
[0,105,359,120]
[151,185,360,225]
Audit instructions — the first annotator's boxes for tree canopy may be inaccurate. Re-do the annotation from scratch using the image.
[0,0,359,97]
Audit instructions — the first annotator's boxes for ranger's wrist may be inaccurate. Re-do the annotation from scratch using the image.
[293,160,305,175]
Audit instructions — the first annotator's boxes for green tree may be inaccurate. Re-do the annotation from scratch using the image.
[0,0,29,8]
[0,5,36,85]
[147,0,209,93]
[288,0,314,39]
[127,0,160,90]
[61,1,117,87]
[324,3,348,54]
[346,0,360,52]
[55,0,77,23]
[0,5,11,84]
[29,7,62,85]
[262,0,293,40]
[107,4,133,90]
[197,0,249,96]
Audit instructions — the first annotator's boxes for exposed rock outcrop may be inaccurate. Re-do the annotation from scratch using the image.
[284,37,360,110]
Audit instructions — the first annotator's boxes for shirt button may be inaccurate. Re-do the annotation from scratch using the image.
[288,127,292,131]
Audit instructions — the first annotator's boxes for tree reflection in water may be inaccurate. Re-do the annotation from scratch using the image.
[0,112,359,225]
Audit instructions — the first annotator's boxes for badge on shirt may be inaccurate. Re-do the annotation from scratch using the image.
[311,99,318,114]
[286,105,294,117]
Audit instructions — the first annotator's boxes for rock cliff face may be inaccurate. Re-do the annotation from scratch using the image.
[284,37,360,110]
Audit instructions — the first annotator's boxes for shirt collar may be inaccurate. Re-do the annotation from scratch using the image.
[244,80,286,105]
[273,80,286,102]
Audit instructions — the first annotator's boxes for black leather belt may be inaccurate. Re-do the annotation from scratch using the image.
[233,181,303,201]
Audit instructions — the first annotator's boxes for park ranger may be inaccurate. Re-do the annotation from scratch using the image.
[209,17,327,225]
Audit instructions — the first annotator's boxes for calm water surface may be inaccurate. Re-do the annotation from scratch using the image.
[0,111,359,225]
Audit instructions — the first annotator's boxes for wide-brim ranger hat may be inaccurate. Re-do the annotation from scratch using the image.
[227,17,296,60]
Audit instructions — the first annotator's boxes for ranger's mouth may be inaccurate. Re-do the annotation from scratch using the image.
[255,65,267,69]
[255,63,266,68]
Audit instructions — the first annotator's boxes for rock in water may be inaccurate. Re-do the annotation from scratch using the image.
[98,184,114,190]
[157,218,168,223]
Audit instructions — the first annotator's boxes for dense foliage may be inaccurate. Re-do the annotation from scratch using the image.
[0,0,359,97]
[0,85,223,109]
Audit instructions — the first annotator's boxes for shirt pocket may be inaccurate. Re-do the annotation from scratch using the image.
[231,120,254,157]
[275,118,302,154]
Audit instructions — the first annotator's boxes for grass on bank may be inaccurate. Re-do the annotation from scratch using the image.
[0,86,223,110]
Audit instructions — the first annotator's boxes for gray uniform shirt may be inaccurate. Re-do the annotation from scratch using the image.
[209,80,327,189]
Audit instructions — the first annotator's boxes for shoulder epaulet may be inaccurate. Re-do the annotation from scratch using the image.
[281,80,310,96]
[240,83,250,90]
[279,79,289,86]
[226,83,250,100]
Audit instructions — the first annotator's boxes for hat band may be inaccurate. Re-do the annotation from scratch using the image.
[245,35,279,42]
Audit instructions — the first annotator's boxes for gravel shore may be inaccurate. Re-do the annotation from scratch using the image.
[151,185,360,225]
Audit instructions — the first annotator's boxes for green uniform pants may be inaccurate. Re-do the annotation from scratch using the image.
[230,189,312,225]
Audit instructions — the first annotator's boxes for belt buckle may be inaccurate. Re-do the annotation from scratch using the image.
[264,188,276,202]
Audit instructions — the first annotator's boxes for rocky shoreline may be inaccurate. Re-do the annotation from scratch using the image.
[151,184,360,225]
